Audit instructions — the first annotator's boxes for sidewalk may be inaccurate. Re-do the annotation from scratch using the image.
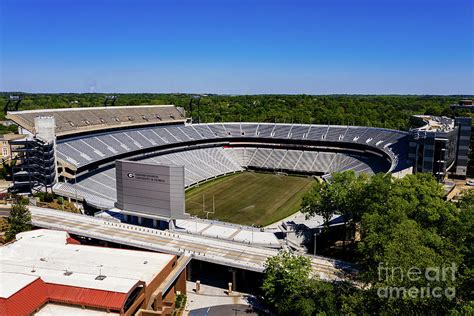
[185,281,254,312]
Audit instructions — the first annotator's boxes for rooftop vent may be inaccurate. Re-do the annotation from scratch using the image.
[64,270,73,276]
[95,275,107,281]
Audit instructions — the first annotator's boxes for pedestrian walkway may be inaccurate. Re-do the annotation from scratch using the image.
[185,281,255,312]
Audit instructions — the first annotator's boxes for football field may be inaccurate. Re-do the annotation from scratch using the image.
[185,171,315,226]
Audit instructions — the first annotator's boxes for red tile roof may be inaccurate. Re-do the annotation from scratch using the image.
[48,283,128,311]
[0,278,48,316]
[0,279,131,315]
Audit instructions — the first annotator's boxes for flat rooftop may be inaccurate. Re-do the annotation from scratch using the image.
[0,272,39,299]
[411,115,455,132]
[0,229,175,294]
[36,303,119,316]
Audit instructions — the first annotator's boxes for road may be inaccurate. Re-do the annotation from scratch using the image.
[29,206,354,280]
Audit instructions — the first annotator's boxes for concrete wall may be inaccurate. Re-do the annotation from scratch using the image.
[392,166,413,179]
[115,160,187,219]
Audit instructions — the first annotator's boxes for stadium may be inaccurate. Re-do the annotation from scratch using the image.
[5,104,470,229]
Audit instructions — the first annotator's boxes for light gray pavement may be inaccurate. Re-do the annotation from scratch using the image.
[265,210,340,230]
[185,281,252,311]
[264,210,307,229]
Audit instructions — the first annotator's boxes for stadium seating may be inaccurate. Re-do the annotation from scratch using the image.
[7,105,186,136]
[289,125,310,139]
[56,123,408,172]
[52,121,410,210]
[55,145,391,210]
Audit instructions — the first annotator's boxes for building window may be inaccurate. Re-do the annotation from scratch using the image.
[2,147,8,157]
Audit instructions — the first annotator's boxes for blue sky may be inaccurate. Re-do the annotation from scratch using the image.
[0,0,472,94]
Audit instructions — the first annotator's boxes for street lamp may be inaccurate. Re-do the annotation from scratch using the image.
[313,227,321,256]
[313,233,317,255]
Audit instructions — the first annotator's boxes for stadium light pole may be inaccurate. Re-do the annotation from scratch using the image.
[4,95,23,113]
[104,95,118,107]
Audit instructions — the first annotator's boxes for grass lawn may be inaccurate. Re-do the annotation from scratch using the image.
[185,171,315,226]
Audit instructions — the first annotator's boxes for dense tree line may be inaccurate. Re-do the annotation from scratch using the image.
[0,93,470,130]
[3,93,474,174]
[263,172,473,315]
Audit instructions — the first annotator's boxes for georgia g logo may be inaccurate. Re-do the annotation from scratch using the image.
[127,172,135,179]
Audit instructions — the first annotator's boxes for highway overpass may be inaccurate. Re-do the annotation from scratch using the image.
[29,206,355,280]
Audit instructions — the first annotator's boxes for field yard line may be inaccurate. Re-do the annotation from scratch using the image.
[264,180,314,226]
[234,205,255,213]
[185,172,315,226]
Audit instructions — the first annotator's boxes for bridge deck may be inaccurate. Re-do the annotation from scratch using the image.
[28,206,353,280]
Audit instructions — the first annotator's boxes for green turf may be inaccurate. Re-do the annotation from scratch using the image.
[185,172,315,226]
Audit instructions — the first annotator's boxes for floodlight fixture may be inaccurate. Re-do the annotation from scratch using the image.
[104,95,118,106]
[9,95,23,101]
[4,95,23,113]
[189,95,202,124]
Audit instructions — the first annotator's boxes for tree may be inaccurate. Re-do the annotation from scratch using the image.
[301,171,368,252]
[5,196,31,241]
[262,251,312,310]
[301,180,335,228]
[357,173,464,314]
[261,251,338,315]
[454,190,474,311]
[300,171,472,314]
